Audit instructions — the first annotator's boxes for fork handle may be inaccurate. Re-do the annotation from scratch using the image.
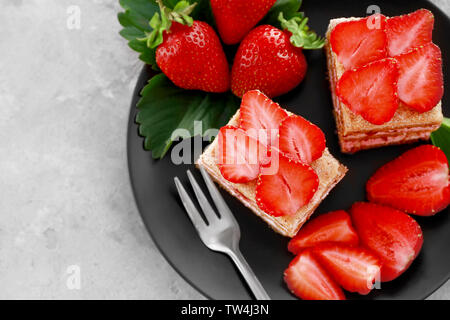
[227,249,271,300]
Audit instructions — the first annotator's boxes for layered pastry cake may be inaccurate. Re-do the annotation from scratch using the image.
[325,10,444,153]
[197,90,347,237]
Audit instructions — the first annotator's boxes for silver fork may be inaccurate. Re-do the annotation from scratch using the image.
[174,167,271,300]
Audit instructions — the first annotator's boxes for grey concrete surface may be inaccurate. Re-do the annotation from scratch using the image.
[0,0,448,299]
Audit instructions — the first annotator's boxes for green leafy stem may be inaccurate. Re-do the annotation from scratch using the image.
[137,74,239,159]
[431,118,450,164]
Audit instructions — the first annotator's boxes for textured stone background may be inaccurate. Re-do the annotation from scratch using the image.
[0,0,448,299]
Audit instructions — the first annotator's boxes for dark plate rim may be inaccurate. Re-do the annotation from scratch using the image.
[127,67,211,300]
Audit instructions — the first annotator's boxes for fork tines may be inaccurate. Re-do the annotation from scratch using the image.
[174,167,238,231]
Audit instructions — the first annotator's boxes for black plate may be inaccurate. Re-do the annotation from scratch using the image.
[128,0,450,300]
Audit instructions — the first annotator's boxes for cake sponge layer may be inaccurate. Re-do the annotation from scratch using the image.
[325,17,443,153]
[196,110,347,237]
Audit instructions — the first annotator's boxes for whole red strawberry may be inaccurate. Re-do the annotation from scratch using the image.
[210,0,277,45]
[231,13,324,98]
[143,0,230,93]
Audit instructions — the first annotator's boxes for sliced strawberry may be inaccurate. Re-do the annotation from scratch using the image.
[330,15,387,70]
[216,125,268,183]
[336,58,399,125]
[239,90,288,147]
[367,145,450,216]
[284,249,346,300]
[386,9,434,57]
[395,43,443,113]
[288,210,359,254]
[256,152,319,217]
[313,244,381,295]
[279,115,326,164]
[350,202,423,282]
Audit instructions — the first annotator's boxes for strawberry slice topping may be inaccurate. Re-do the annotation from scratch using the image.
[279,115,326,164]
[288,210,359,254]
[216,125,268,183]
[350,202,423,282]
[284,249,346,300]
[256,152,319,217]
[330,15,387,70]
[313,244,381,295]
[239,90,288,147]
[336,58,399,125]
[386,9,434,57]
[395,43,444,113]
[367,145,450,216]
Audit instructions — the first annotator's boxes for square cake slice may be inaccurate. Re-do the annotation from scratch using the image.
[325,17,443,154]
[197,109,347,238]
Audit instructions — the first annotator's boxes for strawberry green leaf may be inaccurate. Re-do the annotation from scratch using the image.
[262,0,304,27]
[431,117,450,164]
[137,74,239,159]
[139,0,198,49]
[264,1,324,49]
[118,0,213,69]
[279,12,324,49]
[118,0,159,68]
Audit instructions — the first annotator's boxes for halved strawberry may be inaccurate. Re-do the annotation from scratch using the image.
[367,145,450,216]
[313,244,381,295]
[395,43,444,113]
[279,115,326,164]
[284,249,346,300]
[336,58,399,125]
[288,210,359,254]
[239,90,288,147]
[386,9,434,57]
[350,202,423,282]
[256,152,319,217]
[330,15,387,70]
[216,125,268,183]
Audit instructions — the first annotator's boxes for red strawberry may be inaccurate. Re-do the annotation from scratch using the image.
[350,202,423,282]
[239,90,288,147]
[284,249,346,300]
[367,145,450,216]
[336,58,399,125]
[144,1,229,93]
[330,14,387,70]
[231,14,324,98]
[256,152,319,217]
[386,9,434,57]
[279,115,326,164]
[210,0,277,45]
[288,210,359,254]
[395,43,444,113]
[216,126,268,183]
[313,244,381,295]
